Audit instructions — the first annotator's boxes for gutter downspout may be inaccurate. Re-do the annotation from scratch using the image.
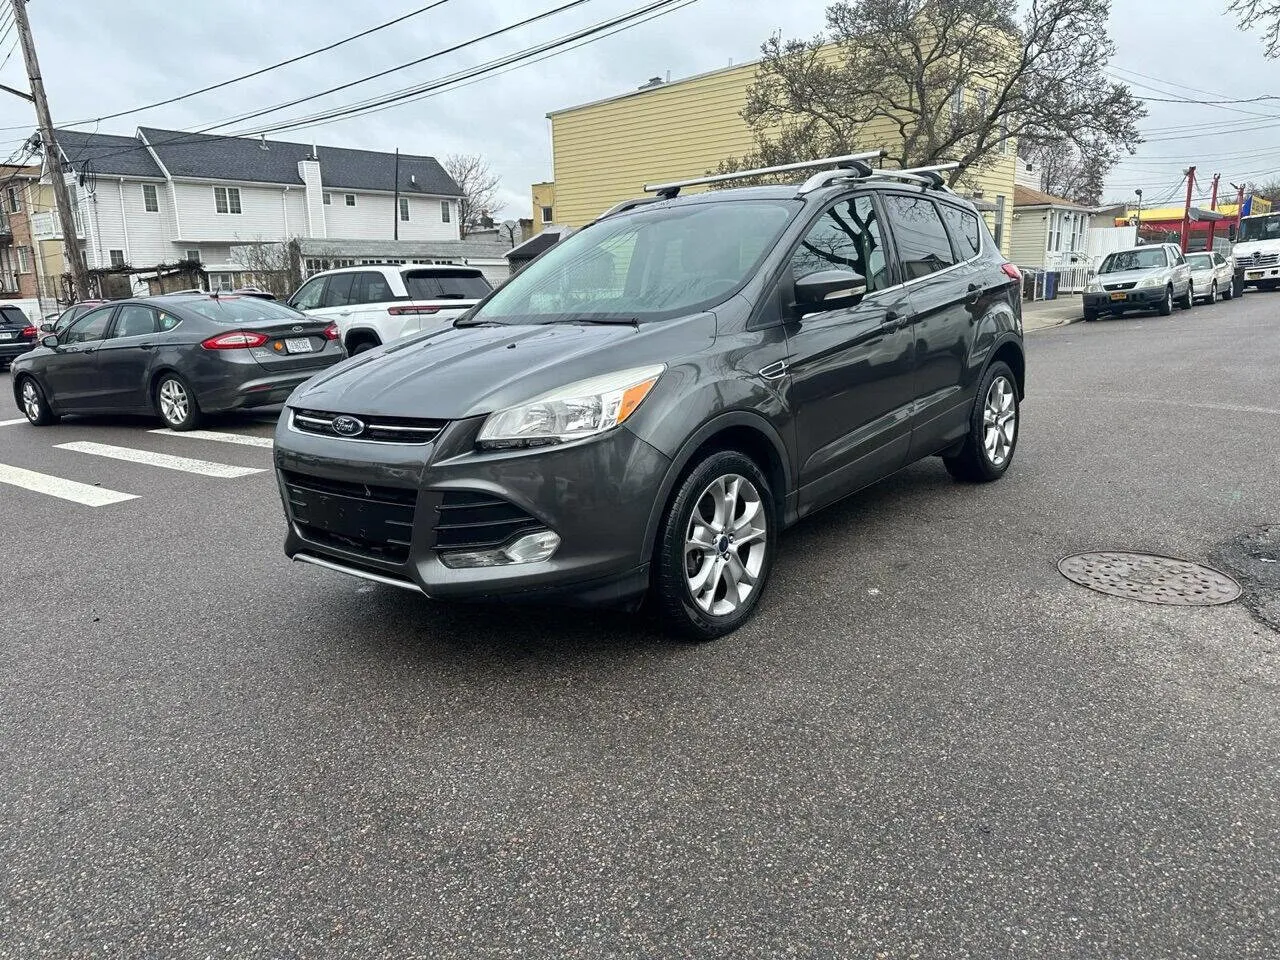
[393,148,400,241]
[118,178,130,264]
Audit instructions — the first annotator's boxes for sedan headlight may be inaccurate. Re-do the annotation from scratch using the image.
[477,364,666,449]
[1138,274,1163,288]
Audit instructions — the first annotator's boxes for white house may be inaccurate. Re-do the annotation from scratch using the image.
[1009,184,1093,273]
[34,127,467,292]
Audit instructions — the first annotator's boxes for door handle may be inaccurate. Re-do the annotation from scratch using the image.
[880,310,909,332]
[138,343,154,350]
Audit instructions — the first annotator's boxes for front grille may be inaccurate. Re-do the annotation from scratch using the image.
[433,491,545,552]
[292,408,446,444]
[1103,281,1137,291]
[282,470,417,564]
[1244,252,1280,267]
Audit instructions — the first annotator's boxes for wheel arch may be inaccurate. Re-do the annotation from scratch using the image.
[641,411,794,567]
[989,337,1025,399]
[343,327,382,352]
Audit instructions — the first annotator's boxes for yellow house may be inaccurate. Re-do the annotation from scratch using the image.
[530,182,556,236]
[535,60,1018,250]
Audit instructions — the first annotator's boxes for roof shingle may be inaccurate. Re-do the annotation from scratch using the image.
[54,129,164,179]
[1013,184,1088,209]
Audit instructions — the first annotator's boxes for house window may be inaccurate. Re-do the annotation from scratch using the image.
[185,248,200,263]
[440,201,451,223]
[999,119,1010,154]
[7,186,20,213]
[399,197,410,222]
[345,194,356,207]
[323,192,331,205]
[214,186,242,214]
[951,85,964,124]
[977,88,988,118]
[142,183,159,212]
[540,205,553,224]
[16,246,31,272]
[109,249,126,268]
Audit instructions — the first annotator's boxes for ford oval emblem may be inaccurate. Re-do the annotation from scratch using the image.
[292,324,303,332]
[332,415,365,437]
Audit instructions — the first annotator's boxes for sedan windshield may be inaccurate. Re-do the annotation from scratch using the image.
[1099,249,1168,273]
[1186,253,1214,269]
[472,199,798,324]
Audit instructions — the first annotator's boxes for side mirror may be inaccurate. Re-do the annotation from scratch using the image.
[794,269,867,313]
[41,335,58,349]
[39,322,54,333]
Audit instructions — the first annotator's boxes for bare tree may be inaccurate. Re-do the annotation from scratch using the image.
[231,237,304,298]
[443,154,502,237]
[1229,1,1280,57]
[717,0,1143,190]
[1022,143,1108,206]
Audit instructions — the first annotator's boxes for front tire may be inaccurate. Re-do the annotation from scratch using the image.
[18,376,59,426]
[1158,286,1174,316]
[155,373,202,431]
[944,361,1019,483]
[1083,309,1098,322]
[654,451,776,641]
[1180,282,1194,310]
[1207,281,1218,304]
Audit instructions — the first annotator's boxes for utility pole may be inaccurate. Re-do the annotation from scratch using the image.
[1207,173,1221,253]
[392,148,400,242]
[1134,188,1143,236]
[10,0,90,301]
[1180,166,1197,253]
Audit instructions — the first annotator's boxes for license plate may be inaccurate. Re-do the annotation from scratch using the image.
[1247,271,1263,280]
[285,337,313,354]
[0,331,13,340]
[1109,292,1126,301]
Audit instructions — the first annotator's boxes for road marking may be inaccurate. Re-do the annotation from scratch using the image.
[54,441,266,478]
[149,428,274,449]
[1036,394,1280,417]
[0,418,28,427]
[0,462,138,506]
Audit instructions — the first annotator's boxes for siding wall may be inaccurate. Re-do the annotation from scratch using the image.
[321,191,459,241]
[171,181,304,243]
[1009,209,1049,268]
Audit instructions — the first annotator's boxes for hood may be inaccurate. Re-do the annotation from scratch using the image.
[1232,240,1280,257]
[291,312,718,420]
[1095,268,1166,285]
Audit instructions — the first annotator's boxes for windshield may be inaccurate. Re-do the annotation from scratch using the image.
[181,297,306,323]
[1099,248,1168,273]
[1237,214,1280,243]
[1186,253,1214,269]
[473,199,798,324]
[404,270,491,300]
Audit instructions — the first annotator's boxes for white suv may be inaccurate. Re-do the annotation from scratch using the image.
[287,264,493,354]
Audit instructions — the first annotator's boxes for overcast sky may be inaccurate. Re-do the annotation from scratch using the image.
[0,0,1275,218]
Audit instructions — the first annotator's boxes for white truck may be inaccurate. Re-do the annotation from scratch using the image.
[287,264,493,354]
[1232,212,1280,290]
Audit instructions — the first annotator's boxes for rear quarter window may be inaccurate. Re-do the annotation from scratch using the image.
[939,204,983,260]
[403,269,492,300]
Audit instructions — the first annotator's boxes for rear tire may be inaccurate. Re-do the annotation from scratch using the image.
[944,361,1019,484]
[155,373,202,431]
[348,336,380,355]
[1158,286,1174,316]
[654,450,777,642]
[18,376,59,426]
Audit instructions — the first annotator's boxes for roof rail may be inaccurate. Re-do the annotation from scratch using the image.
[643,151,886,199]
[797,161,961,195]
[595,196,670,220]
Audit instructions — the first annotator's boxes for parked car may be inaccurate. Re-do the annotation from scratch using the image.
[0,304,36,369]
[1185,250,1235,304]
[11,293,343,430]
[1082,243,1194,320]
[40,299,110,335]
[286,264,493,355]
[273,157,1026,639]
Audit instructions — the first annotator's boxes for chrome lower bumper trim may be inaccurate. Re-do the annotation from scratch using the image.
[293,552,424,594]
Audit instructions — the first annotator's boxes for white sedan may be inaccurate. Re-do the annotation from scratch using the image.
[1186,251,1235,304]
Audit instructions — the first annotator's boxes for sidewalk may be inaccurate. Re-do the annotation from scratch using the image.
[1022,295,1084,333]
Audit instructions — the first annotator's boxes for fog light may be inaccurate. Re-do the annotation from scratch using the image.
[440,530,561,569]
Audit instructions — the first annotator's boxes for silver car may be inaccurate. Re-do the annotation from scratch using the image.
[1083,243,1194,320]
[1185,251,1235,304]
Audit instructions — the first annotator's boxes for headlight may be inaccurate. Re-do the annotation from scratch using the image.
[477,364,665,449]
[1086,281,1104,293]
[1138,275,1162,288]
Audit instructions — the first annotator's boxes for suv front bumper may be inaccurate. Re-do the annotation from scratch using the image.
[274,413,672,607]
[1084,286,1167,311]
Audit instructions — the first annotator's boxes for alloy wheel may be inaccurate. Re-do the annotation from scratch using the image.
[158,379,189,425]
[21,380,40,422]
[684,473,768,616]
[982,375,1017,467]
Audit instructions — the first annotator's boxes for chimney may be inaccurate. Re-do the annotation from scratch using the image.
[638,76,664,91]
[259,135,269,151]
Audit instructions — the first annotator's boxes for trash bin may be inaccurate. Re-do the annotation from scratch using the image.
[1044,270,1058,300]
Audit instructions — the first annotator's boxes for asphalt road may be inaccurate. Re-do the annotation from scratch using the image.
[1,294,1277,959]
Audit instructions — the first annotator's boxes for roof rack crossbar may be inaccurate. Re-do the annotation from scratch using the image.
[865,163,960,189]
[642,151,886,198]
[796,160,961,195]
[596,196,669,220]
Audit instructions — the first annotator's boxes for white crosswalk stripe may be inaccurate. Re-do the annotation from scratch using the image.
[0,462,138,506]
[149,428,274,449]
[0,418,29,427]
[55,441,266,478]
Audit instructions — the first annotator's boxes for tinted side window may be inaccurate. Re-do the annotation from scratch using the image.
[0,305,28,325]
[940,204,982,260]
[882,195,957,280]
[62,308,115,345]
[322,273,356,307]
[789,195,891,292]
[290,276,327,311]
[113,304,159,338]
[349,271,395,305]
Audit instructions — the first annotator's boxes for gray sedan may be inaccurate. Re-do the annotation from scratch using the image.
[10,293,344,430]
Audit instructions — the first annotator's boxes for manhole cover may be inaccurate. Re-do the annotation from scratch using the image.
[1058,552,1241,606]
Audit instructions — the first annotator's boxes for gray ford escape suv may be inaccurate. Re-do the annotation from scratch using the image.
[274,154,1026,640]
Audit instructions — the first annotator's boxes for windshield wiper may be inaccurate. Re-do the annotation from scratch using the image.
[453,316,501,328]
[557,316,640,329]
